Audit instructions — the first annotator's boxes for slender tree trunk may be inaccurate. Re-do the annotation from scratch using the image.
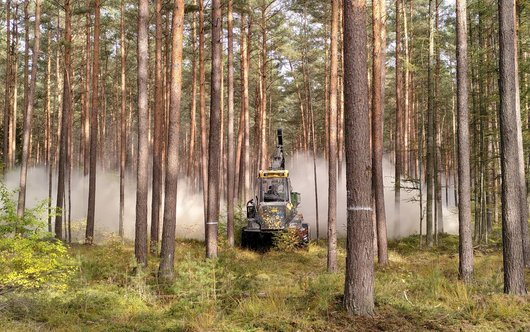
[259,7,268,170]
[226,0,235,247]
[187,0,198,180]
[434,0,443,240]
[342,0,374,316]
[17,0,41,218]
[394,0,402,229]
[135,0,149,266]
[57,0,72,241]
[235,96,245,201]
[324,33,330,162]
[243,15,251,201]
[372,0,388,265]
[513,4,530,267]
[119,0,126,238]
[150,0,164,254]
[289,60,308,154]
[3,0,12,174]
[426,0,435,247]
[303,60,320,241]
[235,18,247,200]
[159,0,184,281]
[9,8,19,170]
[327,0,339,272]
[206,0,222,259]
[199,0,208,216]
[23,2,29,131]
[403,2,410,176]
[45,34,52,233]
[83,6,91,177]
[498,0,527,295]
[456,0,474,283]
[86,0,101,245]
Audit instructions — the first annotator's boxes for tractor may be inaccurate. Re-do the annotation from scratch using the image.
[241,129,310,249]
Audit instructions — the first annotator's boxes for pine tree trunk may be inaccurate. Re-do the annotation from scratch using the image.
[9,8,19,170]
[226,0,235,247]
[327,0,339,272]
[243,15,251,201]
[426,0,435,247]
[394,0,403,229]
[301,56,320,241]
[259,7,268,170]
[199,0,208,216]
[17,0,41,218]
[159,0,184,281]
[45,34,52,233]
[513,4,530,267]
[23,2,29,129]
[86,0,101,245]
[342,0,374,316]
[135,0,149,266]
[434,0,443,240]
[455,0,474,282]
[55,1,71,240]
[372,0,388,266]
[83,6,91,177]
[498,0,527,295]
[403,2,410,176]
[187,0,198,180]
[206,0,222,259]
[119,0,126,238]
[3,0,12,174]
[150,0,164,255]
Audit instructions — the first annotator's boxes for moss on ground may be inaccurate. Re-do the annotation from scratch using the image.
[1,234,529,331]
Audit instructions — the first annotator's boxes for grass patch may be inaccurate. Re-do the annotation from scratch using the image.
[1,233,529,331]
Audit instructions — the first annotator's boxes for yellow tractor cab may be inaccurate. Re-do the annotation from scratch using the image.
[242,129,309,249]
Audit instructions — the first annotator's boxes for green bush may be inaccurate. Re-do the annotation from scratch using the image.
[272,228,301,251]
[0,183,74,293]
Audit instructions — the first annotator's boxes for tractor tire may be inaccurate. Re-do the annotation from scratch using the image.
[241,229,275,251]
[241,228,251,249]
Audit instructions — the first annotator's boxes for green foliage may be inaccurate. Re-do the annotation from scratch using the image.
[0,236,73,293]
[0,184,56,237]
[0,183,73,294]
[217,204,248,248]
[76,238,133,285]
[272,228,301,251]
[1,235,529,331]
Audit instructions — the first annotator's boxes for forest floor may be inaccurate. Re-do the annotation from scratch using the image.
[1,231,529,331]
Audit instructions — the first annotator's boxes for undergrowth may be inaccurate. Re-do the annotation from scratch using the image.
[0,232,529,331]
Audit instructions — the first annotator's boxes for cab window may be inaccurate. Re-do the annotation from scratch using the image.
[260,178,289,202]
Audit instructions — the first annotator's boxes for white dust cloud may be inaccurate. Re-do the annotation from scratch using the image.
[287,152,459,239]
[3,153,458,242]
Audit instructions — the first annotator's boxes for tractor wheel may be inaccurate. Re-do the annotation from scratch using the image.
[241,228,251,249]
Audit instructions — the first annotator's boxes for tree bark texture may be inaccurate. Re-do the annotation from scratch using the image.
[151,0,164,254]
[372,0,388,265]
[342,0,375,317]
[159,0,185,281]
[456,0,474,283]
[86,0,101,245]
[119,0,126,238]
[55,0,72,240]
[206,0,222,259]
[327,0,339,273]
[17,0,41,218]
[394,0,403,229]
[135,0,149,266]
[226,0,235,247]
[498,0,527,295]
